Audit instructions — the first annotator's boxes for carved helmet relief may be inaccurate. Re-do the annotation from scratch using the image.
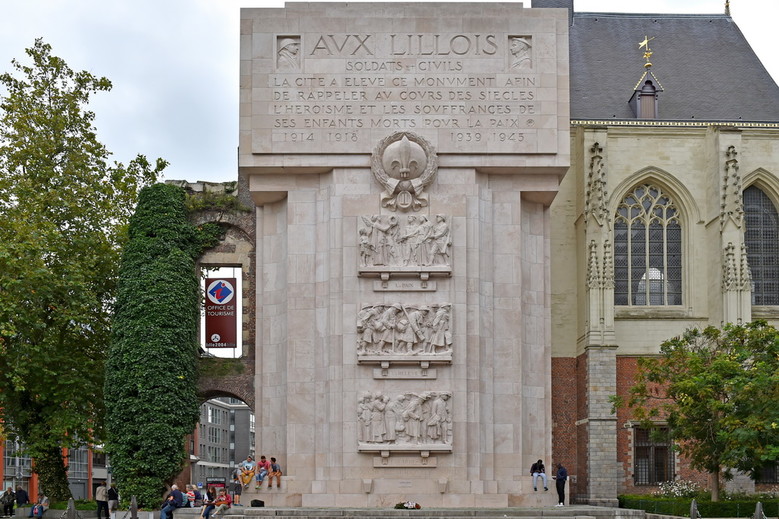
[371,132,438,211]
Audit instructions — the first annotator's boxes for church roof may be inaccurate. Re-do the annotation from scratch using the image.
[568,11,779,122]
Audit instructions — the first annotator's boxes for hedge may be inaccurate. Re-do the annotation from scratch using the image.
[619,495,779,518]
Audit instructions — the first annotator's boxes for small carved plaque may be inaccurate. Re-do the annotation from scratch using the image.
[373,279,437,292]
[372,367,437,379]
[373,456,438,468]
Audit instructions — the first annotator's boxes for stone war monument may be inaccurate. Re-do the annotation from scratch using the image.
[240,2,569,507]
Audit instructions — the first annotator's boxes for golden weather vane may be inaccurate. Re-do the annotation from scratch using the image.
[638,35,655,68]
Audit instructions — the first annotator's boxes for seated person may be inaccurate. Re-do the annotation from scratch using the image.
[211,489,231,518]
[238,456,256,488]
[267,457,283,489]
[255,456,271,489]
[29,496,48,518]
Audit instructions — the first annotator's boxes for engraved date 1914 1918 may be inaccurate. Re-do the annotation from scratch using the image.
[276,131,360,142]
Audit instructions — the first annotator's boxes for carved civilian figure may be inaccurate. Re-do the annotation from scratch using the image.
[510,37,532,69]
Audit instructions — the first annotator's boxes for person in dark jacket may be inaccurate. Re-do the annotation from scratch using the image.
[554,463,568,506]
[1,487,16,517]
[107,485,119,513]
[160,485,183,519]
[530,459,548,491]
[15,487,29,507]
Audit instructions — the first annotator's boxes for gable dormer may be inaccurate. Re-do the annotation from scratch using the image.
[629,70,664,119]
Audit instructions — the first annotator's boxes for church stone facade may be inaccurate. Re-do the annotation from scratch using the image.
[546,0,779,504]
[192,0,779,508]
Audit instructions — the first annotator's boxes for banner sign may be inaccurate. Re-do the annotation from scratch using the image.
[205,278,237,348]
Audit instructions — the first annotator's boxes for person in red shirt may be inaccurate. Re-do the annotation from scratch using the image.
[211,489,231,518]
[255,456,271,489]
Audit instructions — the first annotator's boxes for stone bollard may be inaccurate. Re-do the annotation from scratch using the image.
[753,502,765,519]
[690,498,701,519]
[65,499,77,519]
[130,496,139,519]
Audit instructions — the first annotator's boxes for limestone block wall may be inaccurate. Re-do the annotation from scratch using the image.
[247,167,558,507]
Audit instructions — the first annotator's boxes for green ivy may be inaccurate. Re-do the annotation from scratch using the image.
[183,182,250,213]
[104,183,220,508]
[198,357,246,377]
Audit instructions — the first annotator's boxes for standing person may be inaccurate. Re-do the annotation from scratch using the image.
[230,474,242,506]
[95,481,109,519]
[107,484,119,514]
[1,487,15,517]
[15,487,29,508]
[554,463,568,506]
[530,459,548,491]
[267,457,283,489]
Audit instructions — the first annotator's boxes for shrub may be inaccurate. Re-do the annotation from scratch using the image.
[653,480,702,499]
[619,495,779,518]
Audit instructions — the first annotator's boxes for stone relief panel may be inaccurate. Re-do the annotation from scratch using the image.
[357,303,452,364]
[371,132,438,212]
[357,391,452,451]
[358,214,452,278]
[276,36,301,70]
[509,36,532,70]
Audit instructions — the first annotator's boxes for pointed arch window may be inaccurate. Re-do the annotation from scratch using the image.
[743,185,779,305]
[614,183,682,306]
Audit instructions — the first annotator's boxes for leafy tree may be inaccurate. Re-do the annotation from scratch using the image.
[0,39,165,501]
[105,183,219,508]
[620,321,779,501]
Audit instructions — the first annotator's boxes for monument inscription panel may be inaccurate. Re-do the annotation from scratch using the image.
[246,8,564,157]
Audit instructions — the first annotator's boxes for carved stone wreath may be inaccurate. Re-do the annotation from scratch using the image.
[371,132,438,212]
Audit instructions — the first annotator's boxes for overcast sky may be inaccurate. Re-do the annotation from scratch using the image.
[1,0,776,185]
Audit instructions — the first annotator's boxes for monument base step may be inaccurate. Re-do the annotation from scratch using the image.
[213,506,642,519]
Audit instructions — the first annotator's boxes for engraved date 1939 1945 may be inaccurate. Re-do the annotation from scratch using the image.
[449,131,524,142]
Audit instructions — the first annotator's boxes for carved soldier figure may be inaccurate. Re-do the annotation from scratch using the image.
[277,37,300,70]
[394,305,423,354]
[376,304,401,353]
[356,305,382,354]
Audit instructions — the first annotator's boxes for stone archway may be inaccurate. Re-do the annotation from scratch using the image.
[198,359,256,411]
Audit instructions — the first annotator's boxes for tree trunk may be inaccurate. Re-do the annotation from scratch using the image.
[710,468,721,502]
[35,446,73,503]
